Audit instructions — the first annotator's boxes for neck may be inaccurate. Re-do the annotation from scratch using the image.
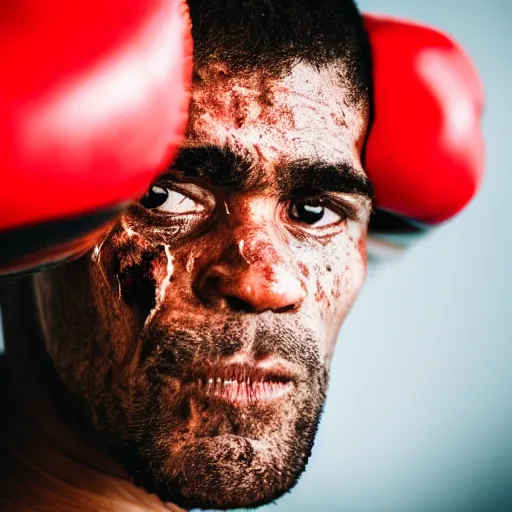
[0,279,184,512]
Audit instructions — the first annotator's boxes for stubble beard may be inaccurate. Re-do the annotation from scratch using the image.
[67,319,330,510]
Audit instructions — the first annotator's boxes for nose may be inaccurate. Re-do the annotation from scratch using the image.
[194,232,306,313]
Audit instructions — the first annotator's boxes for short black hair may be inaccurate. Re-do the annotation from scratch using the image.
[188,0,371,104]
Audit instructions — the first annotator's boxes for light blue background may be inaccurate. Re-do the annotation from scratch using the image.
[2,1,510,510]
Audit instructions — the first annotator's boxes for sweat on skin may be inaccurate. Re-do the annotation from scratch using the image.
[0,60,372,511]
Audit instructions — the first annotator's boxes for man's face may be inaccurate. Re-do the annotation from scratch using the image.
[33,61,371,509]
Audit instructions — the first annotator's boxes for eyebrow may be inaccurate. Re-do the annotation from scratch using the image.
[172,145,265,189]
[277,160,373,199]
[171,146,373,199]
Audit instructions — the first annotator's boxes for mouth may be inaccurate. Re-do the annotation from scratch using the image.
[186,359,297,406]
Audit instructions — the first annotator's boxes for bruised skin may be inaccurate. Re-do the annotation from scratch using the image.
[32,61,371,510]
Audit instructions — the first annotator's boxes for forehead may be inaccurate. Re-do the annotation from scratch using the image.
[187,61,368,170]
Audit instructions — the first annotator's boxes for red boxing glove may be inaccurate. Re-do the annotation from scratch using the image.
[0,0,192,277]
[363,14,485,230]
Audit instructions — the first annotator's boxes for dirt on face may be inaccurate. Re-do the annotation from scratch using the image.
[33,61,371,510]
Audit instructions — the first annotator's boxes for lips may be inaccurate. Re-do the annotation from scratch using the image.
[186,361,297,405]
[198,376,294,404]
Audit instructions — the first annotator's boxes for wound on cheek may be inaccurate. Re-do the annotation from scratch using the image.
[115,243,174,328]
[116,250,158,318]
[107,228,162,320]
[144,245,174,328]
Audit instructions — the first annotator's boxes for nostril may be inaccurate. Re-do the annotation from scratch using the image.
[274,304,296,314]
[224,295,255,313]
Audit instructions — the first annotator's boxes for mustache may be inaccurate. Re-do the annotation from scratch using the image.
[138,317,323,379]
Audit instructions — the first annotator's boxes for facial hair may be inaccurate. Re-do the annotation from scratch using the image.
[80,315,329,510]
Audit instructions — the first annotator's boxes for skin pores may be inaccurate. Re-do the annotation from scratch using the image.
[32,61,371,510]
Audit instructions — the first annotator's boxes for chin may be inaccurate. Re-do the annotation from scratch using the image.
[155,432,314,510]
[103,376,327,510]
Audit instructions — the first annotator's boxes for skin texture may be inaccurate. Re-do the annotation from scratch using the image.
[19,61,372,510]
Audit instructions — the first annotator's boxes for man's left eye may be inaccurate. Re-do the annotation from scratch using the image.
[289,201,341,227]
[140,186,204,214]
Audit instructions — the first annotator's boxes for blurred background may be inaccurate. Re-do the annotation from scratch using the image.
[1,0,510,511]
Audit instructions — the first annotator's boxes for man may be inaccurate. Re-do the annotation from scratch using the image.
[0,0,482,510]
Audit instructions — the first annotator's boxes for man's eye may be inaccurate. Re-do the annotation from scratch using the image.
[289,201,341,227]
[140,186,204,214]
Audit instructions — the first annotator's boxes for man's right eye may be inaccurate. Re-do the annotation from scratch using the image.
[140,186,205,215]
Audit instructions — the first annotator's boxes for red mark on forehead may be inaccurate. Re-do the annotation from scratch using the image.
[191,70,272,128]
[187,61,367,172]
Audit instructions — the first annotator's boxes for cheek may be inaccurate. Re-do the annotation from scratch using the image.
[110,219,176,309]
[32,218,187,429]
[32,260,137,411]
[89,217,181,360]
[302,226,367,359]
